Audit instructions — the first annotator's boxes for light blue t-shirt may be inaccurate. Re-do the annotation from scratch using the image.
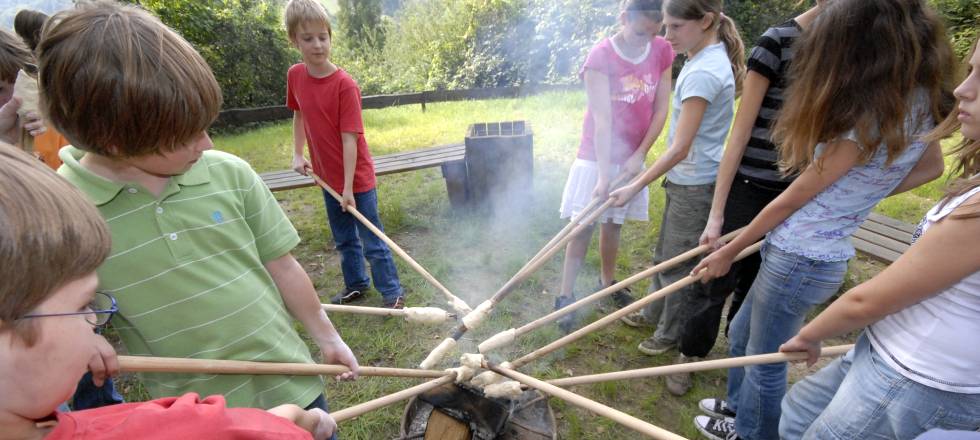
[666,42,735,185]
[768,91,934,261]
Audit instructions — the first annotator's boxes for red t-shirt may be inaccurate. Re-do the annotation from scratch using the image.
[286,64,377,193]
[44,393,311,440]
[578,36,675,165]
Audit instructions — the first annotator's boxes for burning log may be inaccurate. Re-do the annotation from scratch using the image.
[117,356,450,379]
[546,344,855,387]
[486,362,686,440]
[321,304,455,324]
[306,168,473,316]
[479,227,745,353]
[509,241,763,369]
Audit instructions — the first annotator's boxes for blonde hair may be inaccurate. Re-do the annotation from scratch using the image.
[0,28,33,84]
[37,1,222,158]
[284,0,332,41]
[664,0,745,92]
[774,0,956,176]
[0,143,111,343]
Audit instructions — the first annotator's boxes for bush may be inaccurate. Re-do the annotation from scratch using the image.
[723,0,807,46]
[930,0,980,60]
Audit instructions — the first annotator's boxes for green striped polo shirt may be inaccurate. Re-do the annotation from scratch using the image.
[58,147,323,409]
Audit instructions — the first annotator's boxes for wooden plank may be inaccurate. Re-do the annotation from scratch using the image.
[852,236,903,263]
[867,212,916,234]
[852,228,909,254]
[858,219,913,245]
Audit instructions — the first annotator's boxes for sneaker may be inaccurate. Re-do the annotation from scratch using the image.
[694,415,739,440]
[665,354,699,396]
[637,336,675,355]
[620,309,653,327]
[699,398,736,420]
[553,294,577,334]
[330,287,367,304]
[598,279,635,308]
[383,296,405,309]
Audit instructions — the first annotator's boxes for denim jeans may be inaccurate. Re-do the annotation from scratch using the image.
[727,243,847,440]
[643,180,713,345]
[71,372,125,410]
[780,333,980,439]
[322,188,402,301]
[306,394,339,440]
[680,175,783,357]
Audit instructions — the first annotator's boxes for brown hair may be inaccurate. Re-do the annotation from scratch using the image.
[37,1,222,158]
[623,0,664,22]
[926,39,980,219]
[285,0,333,41]
[663,0,745,92]
[773,0,956,175]
[14,9,49,52]
[0,143,111,343]
[0,28,33,84]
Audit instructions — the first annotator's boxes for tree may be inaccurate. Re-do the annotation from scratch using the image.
[336,0,385,50]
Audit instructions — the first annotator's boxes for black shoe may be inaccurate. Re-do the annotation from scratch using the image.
[554,294,577,334]
[599,279,635,309]
[694,415,739,440]
[699,398,736,420]
[383,296,405,309]
[330,287,368,304]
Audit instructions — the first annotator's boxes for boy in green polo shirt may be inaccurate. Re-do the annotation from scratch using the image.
[42,1,358,412]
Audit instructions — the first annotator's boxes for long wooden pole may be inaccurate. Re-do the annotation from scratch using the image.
[322,304,454,320]
[547,344,854,387]
[479,227,745,353]
[332,375,456,422]
[511,242,763,368]
[118,356,449,379]
[487,363,686,439]
[307,169,472,315]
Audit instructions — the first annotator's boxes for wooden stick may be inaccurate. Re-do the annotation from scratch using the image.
[548,344,854,387]
[487,363,686,439]
[306,169,472,315]
[479,227,745,353]
[322,304,454,320]
[332,375,456,422]
[118,356,448,379]
[511,241,763,368]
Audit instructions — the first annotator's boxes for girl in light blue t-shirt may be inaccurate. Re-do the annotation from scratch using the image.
[691,1,956,439]
[610,0,744,368]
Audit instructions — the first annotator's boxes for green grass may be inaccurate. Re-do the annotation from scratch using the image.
[113,90,949,439]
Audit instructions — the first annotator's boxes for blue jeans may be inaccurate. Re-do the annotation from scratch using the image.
[71,372,125,410]
[781,334,980,439]
[727,243,847,440]
[323,188,402,301]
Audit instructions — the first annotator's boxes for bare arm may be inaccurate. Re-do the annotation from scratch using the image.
[583,69,614,196]
[693,140,862,279]
[623,67,673,176]
[291,111,312,175]
[609,97,709,206]
[265,253,359,379]
[701,71,771,248]
[781,195,980,364]
[340,132,358,211]
[889,140,944,196]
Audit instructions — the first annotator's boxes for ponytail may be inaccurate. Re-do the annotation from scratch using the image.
[718,14,745,94]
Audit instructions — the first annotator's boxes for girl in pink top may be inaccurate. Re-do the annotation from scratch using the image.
[554,0,675,329]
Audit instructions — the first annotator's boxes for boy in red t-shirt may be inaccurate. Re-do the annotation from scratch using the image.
[284,0,404,309]
[0,143,334,440]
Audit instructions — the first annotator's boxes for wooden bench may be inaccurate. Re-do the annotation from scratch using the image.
[260,143,465,192]
[853,212,917,263]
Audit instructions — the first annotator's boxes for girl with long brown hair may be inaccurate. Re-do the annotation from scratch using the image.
[778,37,980,439]
[690,0,956,439]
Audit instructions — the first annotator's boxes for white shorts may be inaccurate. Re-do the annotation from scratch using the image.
[559,158,649,225]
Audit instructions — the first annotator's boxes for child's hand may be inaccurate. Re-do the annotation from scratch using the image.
[699,216,724,250]
[340,188,356,212]
[0,98,47,145]
[779,334,822,367]
[690,244,737,282]
[308,408,338,440]
[292,155,312,176]
[87,336,120,386]
[591,176,610,199]
[317,337,360,381]
[268,405,337,440]
[608,183,638,207]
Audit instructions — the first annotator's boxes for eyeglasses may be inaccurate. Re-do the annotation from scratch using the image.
[18,292,118,327]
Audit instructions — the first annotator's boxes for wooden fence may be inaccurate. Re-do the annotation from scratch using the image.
[212,84,580,129]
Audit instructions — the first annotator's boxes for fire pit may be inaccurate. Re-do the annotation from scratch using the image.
[400,382,556,440]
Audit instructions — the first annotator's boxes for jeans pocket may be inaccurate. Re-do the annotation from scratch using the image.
[759,248,796,284]
[788,276,843,316]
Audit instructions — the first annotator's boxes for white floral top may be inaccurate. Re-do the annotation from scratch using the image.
[768,92,934,261]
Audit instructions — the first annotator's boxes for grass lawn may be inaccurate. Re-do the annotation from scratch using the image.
[118,90,949,439]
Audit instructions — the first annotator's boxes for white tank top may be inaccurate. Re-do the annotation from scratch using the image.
[868,185,980,394]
